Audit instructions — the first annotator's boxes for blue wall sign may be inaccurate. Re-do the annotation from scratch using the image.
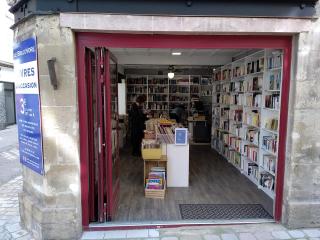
[175,128,188,145]
[14,36,44,175]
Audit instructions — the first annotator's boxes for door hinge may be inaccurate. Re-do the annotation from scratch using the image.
[104,202,107,221]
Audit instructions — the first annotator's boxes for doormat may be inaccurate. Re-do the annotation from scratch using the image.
[179,204,272,220]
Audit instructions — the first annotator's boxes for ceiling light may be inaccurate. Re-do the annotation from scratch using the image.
[171,52,181,56]
[168,72,175,79]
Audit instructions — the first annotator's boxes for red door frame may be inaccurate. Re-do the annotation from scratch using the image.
[76,33,292,230]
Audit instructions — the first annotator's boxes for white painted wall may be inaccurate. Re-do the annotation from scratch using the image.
[0,66,14,82]
[0,0,13,63]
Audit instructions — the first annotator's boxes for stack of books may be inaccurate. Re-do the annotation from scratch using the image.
[145,167,166,190]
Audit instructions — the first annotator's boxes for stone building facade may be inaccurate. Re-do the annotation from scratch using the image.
[8,0,320,239]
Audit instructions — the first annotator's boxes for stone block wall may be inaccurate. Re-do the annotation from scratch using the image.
[281,5,320,227]
[14,15,81,240]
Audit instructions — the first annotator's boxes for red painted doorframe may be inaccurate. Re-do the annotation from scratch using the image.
[76,33,292,229]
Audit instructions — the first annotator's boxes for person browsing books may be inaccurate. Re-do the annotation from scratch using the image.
[129,95,148,157]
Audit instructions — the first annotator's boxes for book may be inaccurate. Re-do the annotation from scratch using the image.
[260,172,275,191]
[262,155,276,174]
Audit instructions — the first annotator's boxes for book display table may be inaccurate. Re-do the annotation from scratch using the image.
[162,143,189,187]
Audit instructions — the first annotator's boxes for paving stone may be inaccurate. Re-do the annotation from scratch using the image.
[149,229,160,238]
[288,230,305,238]
[127,229,149,238]
[81,231,105,239]
[11,229,28,239]
[239,232,257,240]
[103,230,126,239]
[254,231,274,240]
[5,223,21,233]
[303,229,320,238]
[309,238,320,240]
[161,237,179,240]
[16,234,36,240]
[271,230,291,239]
[0,220,7,226]
[221,233,239,240]
[203,234,221,240]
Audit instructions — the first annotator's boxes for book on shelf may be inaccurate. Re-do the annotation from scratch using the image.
[262,155,276,174]
[222,83,230,92]
[260,172,275,191]
[230,109,243,122]
[269,72,281,90]
[233,65,246,78]
[222,133,229,145]
[220,108,229,119]
[244,110,260,127]
[246,57,264,74]
[230,81,244,92]
[248,162,259,180]
[148,77,168,85]
[200,77,212,85]
[230,123,245,138]
[245,94,261,107]
[267,53,282,69]
[222,68,232,81]
[265,94,280,109]
[262,135,277,153]
[265,118,278,131]
[220,119,229,131]
[243,145,258,162]
[244,76,262,91]
[229,136,241,152]
[238,94,245,106]
[220,94,231,105]
[229,150,241,168]
[191,76,200,84]
[148,86,168,94]
[246,129,259,145]
[213,71,222,81]
[127,76,147,85]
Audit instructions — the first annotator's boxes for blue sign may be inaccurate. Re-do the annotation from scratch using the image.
[175,128,188,145]
[14,36,44,175]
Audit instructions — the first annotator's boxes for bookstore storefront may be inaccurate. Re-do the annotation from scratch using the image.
[10,0,320,239]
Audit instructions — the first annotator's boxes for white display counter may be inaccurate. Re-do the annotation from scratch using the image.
[162,143,189,187]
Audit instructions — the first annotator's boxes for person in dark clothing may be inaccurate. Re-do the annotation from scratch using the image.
[129,95,147,156]
[169,104,185,123]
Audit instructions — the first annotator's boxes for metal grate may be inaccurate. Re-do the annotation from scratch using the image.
[179,204,273,220]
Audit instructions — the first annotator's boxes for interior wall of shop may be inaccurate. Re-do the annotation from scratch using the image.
[12,5,320,239]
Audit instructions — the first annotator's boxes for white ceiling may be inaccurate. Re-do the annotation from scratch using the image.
[109,48,251,66]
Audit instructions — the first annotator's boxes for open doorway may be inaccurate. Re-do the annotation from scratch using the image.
[77,33,291,229]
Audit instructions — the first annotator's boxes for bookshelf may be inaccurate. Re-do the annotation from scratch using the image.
[211,49,283,200]
[126,74,212,118]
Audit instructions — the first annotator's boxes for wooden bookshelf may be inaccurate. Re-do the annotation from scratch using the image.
[211,49,283,200]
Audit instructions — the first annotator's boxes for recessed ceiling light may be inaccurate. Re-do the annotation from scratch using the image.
[171,52,182,56]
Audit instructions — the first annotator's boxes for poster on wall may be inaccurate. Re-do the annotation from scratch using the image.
[13,36,44,175]
[175,128,188,145]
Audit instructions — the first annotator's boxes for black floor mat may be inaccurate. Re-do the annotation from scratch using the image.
[179,204,273,220]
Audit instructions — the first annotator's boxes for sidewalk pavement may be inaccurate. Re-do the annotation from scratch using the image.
[0,176,34,240]
[0,124,20,186]
[82,224,320,240]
